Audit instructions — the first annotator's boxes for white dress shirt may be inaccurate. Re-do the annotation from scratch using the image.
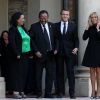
[41,23,52,50]
[41,23,50,39]
[60,21,68,34]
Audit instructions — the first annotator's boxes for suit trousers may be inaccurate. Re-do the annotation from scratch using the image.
[35,51,55,95]
[56,53,75,96]
[55,54,65,95]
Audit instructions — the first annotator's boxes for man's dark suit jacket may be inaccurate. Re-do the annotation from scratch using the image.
[55,21,79,56]
[29,22,58,55]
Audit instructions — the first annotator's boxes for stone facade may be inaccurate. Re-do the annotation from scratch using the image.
[0,77,5,98]
[8,0,28,27]
[1,0,100,98]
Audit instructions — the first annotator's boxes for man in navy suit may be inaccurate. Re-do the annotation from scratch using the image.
[55,9,79,99]
[29,10,58,98]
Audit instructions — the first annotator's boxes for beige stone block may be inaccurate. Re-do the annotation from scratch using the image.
[0,77,5,98]
[75,74,91,97]
[65,73,91,97]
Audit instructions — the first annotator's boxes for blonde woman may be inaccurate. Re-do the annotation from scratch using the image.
[82,12,100,99]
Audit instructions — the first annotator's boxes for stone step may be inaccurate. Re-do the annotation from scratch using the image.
[0,98,91,100]
[0,77,5,98]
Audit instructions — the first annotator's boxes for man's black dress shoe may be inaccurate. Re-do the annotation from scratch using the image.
[36,93,42,98]
[70,95,76,99]
[57,93,64,98]
[36,95,42,98]
[44,94,54,98]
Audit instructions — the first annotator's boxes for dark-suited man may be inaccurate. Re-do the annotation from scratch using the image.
[29,10,58,98]
[55,9,79,99]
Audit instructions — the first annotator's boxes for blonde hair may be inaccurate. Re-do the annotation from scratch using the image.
[88,12,99,26]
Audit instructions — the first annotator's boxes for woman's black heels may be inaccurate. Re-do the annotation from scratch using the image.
[90,96,96,99]
[96,96,100,99]
[13,92,26,99]
[90,91,100,99]
[90,91,97,99]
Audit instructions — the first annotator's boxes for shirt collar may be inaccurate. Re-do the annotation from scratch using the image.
[61,21,68,25]
[41,23,48,27]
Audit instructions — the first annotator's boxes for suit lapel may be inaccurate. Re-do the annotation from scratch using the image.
[38,22,44,35]
[66,21,71,34]
[48,23,52,39]
[58,22,62,35]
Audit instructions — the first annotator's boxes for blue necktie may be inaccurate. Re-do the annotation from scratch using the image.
[63,22,66,35]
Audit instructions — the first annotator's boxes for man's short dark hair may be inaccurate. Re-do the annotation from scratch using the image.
[39,10,49,18]
[60,9,70,15]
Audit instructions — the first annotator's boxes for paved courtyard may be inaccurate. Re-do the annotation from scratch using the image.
[0,98,93,100]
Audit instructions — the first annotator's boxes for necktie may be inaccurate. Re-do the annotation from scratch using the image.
[43,24,51,51]
[63,22,66,35]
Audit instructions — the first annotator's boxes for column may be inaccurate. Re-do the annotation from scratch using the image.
[78,0,100,68]
[0,0,8,33]
[75,0,100,97]
[28,0,61,29]
[0,0,7,98]
[27,0,40,28]
[0,77,5,98]
[40,0,61,22]
[62,0,69,9]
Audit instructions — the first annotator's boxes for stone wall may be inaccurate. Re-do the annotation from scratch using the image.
[0,77,5,98]
[8,0,28,28]
[0,0,8,34]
